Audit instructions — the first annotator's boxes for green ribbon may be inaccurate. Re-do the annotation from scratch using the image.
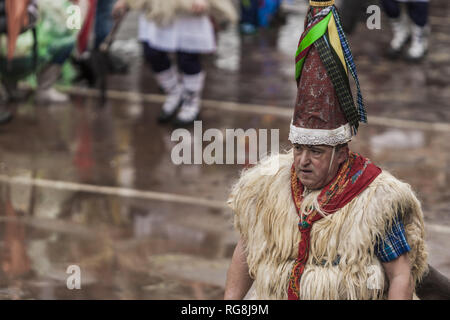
[295,12,332,81]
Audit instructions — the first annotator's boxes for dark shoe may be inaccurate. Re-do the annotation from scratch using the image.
[386,46,404,60]
[0,109,13,125]
[172,111,200,127]
[107,52,129,74]
[157,98,183,123]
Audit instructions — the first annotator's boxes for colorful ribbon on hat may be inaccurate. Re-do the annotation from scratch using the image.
[295,10,332,82]
[331,6,367,123]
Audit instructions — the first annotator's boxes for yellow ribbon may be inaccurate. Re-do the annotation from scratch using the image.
[328,14,347,74]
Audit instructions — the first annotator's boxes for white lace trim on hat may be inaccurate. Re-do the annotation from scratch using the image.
[288,121,353,146]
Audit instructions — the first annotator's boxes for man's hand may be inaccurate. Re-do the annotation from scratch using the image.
[191,0,209,15]
[382,254,414,300]
[112,0,129,20]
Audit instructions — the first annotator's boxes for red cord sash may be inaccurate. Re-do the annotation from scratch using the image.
[287,152,381,300]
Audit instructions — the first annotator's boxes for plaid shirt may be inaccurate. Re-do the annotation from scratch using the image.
[375,217,411,263]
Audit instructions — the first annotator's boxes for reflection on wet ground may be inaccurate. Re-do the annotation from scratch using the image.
[0,0,449,299]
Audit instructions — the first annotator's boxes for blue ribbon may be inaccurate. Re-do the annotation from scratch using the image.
[331,6,367,123]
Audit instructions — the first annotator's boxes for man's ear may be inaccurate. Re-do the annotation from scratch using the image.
[336,145,349,165]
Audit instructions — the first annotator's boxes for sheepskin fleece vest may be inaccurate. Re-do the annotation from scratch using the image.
[228,151,428,300]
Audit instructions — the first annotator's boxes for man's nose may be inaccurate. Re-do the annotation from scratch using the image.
[299,150,311,167]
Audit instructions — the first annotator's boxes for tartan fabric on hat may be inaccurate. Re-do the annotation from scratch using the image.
[331,7,367,123]
[314,36,360,132]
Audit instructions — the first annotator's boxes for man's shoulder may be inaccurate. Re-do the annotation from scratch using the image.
[356,168,421,217]
[227,151,293,209]
[368,169,414,193]
[236,151,293,184]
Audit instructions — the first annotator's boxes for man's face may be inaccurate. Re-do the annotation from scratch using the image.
[293,144,348,190]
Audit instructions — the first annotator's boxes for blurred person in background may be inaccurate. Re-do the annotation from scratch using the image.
[0,0,84,105]
[94,0,116,49]
[34,0,83,103]
[113,0,236,126]
[381,0,430,61]
[240,0,258,34]
[240,0,283,34]
[0,0,11,124]
[74,0,128,87]
[0,0,38,123]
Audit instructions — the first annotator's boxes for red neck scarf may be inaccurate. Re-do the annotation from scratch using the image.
[287,151,382,300]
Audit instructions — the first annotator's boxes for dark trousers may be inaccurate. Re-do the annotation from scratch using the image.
[381,0,429,27]
[50,43,74,65]
[142,42,202,75]
[95,0,115,49]
[240,0,259,26]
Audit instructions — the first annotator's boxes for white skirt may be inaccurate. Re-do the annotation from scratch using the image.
[138,14,216,53]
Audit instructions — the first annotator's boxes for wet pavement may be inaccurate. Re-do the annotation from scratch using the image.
[0,0,449,299]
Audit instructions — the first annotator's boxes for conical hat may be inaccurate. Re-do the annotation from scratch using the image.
[288,0,367,146]
[289,45,352,146]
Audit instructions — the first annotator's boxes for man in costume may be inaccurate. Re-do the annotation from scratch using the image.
[224,0,428,300]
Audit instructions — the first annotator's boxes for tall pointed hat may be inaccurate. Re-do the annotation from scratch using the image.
[288,0,367,146]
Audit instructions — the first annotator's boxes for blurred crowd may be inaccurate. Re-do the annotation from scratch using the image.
[0,0,430,126]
